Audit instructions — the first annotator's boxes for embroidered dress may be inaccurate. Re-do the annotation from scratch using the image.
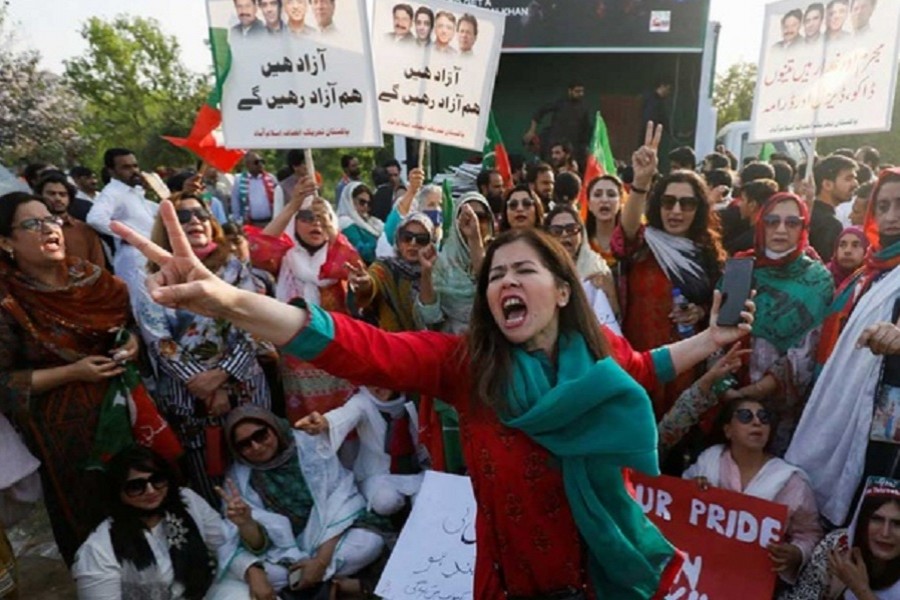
[135,258,271,505]
[281,303,681,599]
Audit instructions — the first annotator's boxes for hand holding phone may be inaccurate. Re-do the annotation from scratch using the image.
[717,258,754,327]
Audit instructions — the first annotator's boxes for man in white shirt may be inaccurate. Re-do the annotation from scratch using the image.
[69,166,99,202]
[86,148,159,304]
[232,152,278,225]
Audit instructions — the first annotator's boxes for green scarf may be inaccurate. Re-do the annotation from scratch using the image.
[751,254,834,353]
[503,333,678,599]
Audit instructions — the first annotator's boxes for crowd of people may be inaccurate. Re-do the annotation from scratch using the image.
[1,120,899,600]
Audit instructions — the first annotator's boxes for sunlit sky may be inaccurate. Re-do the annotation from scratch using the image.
[9,0,766,75]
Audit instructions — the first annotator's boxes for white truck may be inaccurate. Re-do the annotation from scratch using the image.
[716,120,815,167]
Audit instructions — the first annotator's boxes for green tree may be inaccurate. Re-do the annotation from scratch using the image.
[0,5,87,167]
[713,62,757,131]
[63,15,209,170]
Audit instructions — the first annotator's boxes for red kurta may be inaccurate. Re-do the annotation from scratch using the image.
[285,307,666,599]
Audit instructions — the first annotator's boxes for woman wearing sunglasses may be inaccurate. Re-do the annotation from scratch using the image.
[615,124,726,425]
[337,182,384,265]
[219,405,383,598]
[499,184,544,232]
[684,398,822,584]
[725,193,834,455]
[72,446,253,599]
[263,191,359,423]
[348,212,435,332]
[135,193,273,506]
[544,204,620,335]
[0,192,139,565]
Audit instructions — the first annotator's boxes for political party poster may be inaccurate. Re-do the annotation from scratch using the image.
[375,472,476,600]
[206,0,381,148]
[370,0,505,150]
[629,471,789,600]
[750,0,900,142]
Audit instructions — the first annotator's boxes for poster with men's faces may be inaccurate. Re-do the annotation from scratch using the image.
[371,0,506,150]
[751,0,900,142]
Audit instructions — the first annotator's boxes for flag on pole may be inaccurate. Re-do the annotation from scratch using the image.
[161,27,245,172]
[440,179,454,250]
[759,142,777,162]
[577,112,618,221]
[482,112,513,188]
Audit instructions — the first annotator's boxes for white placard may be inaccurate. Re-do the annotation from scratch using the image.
[370,0,505,151]
[207,0,381,148]
[375,471,476,600]
[750,0,900,142]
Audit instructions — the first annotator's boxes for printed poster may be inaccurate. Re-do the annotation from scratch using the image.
[751,0,900,141]
[206,0,381,148]
[370,0,506,150]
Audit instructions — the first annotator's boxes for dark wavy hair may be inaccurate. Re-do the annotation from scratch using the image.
[149,193,231,274]
[584,174,624,238]
[106,446,214,600]
[466,228,610,413]
[499,184,544,232]
[853,495,900,591]
[710,397,778,453]
[646,170,726,269]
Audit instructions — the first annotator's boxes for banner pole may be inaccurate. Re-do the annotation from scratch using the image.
[304,149,317,192]
[418,140,427,174]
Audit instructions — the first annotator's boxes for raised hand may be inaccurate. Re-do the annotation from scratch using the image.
[289,175,318,209]
[419,244,438,272]
[458,204,480,242]
[294,411,330,435]
[346,260,372,294]
[408,168,425,194]
[632,121,663,189]
[708,289,755,349]
[111,200,238,319]
[215,478,253,527]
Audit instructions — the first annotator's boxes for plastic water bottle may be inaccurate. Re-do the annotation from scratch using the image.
[672,287,695,338]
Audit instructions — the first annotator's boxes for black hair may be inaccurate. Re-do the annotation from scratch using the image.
[771,161,793,192]
[853,495,900,591]
[509,153,525,173]
[769,152,798,173]
[382,158,402,171]
[704,168,734,190]
[34,171,77,201]
[703,152,730,172]
[554,171,582,205]
[69,165,94,179]
[340,154,357,170]
[0,192,44,237]
[805,2,825,17]
[782,8,803,23]
[165,170,196,193]
[286,149,306,168]
[857,164,874,185]
[832,147,856,159]
[857,145,881,170]
[740,162,777,185]
[393,3,413,19]
[669,146,697,169]
[476,169,499,192]
[814,155,857,194]
[103,148,134,170]
[458,13,477,35]
[525,162,553,185]
[414,5,434,23]
[741,179,779,208]
[550,139,574,155]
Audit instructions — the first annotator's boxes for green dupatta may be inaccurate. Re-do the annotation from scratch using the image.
[502,333,679,599]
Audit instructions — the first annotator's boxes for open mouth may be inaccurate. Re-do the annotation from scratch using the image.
[501,295,528,328]
[42,234,62,252]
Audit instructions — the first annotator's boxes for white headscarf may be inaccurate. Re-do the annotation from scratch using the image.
[338,181,384,238]
[275,196,339,305]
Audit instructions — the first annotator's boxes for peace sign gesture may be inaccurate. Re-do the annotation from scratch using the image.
[215,478,253,527]
[632,121,663,190]
[345,259,372,294]
[110,200,238,318]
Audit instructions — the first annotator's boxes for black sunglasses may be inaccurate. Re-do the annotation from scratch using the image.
[296,209,325,224]
[762,214,804,230]
[548,223,580,237]
[122,473,169,497]
[507,198,535,211]
[734,408,772,425]
[399,231,431,246]
[660,195,700,212]
[234,427,272,453]
[176,208,211,224]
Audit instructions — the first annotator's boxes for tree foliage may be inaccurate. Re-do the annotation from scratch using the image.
[63,15,210,170]
[713,62,757,131]
[0,6,87,167]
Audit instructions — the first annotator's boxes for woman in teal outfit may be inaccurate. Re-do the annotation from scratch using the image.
[337,182,383,264]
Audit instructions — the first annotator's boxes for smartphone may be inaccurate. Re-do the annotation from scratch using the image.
[717,257,754,327]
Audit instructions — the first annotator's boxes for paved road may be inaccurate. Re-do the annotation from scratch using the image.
[7,503,77,599]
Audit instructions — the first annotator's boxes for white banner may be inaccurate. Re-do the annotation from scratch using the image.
[375,471,476,600]
[207,0,381,148]
[751,0,900,142]
[370,0,505,150]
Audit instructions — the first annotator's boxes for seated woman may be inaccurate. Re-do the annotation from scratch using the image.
[349,212,435,332]
[779,478,900,599]
[684,398,822,584]
[0,192,139,565]
[296,386,426,516]
[338,183,383,265]
[72,446,253,599]
[499,184,544,232]
[264,191,359,422]
[135,193,271,505]
[544,204,621,334]
[827,226,869,290]
[220,405,384,597]
[725,193,834,455]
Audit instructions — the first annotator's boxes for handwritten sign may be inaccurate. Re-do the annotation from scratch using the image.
[375,471,476,600]
[370,0,505,150]
[750,0,900,141]
[205,0,381,148]
[628,472,788,600]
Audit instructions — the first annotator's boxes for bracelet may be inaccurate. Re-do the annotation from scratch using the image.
[630,186,649,194]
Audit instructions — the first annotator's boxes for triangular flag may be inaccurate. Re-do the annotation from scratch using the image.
[577,112,618,222]
[482,112,512,188]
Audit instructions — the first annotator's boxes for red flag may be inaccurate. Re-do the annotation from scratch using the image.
[482,112,513,188]
[577,112,617,222]
[162,104,245,172]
